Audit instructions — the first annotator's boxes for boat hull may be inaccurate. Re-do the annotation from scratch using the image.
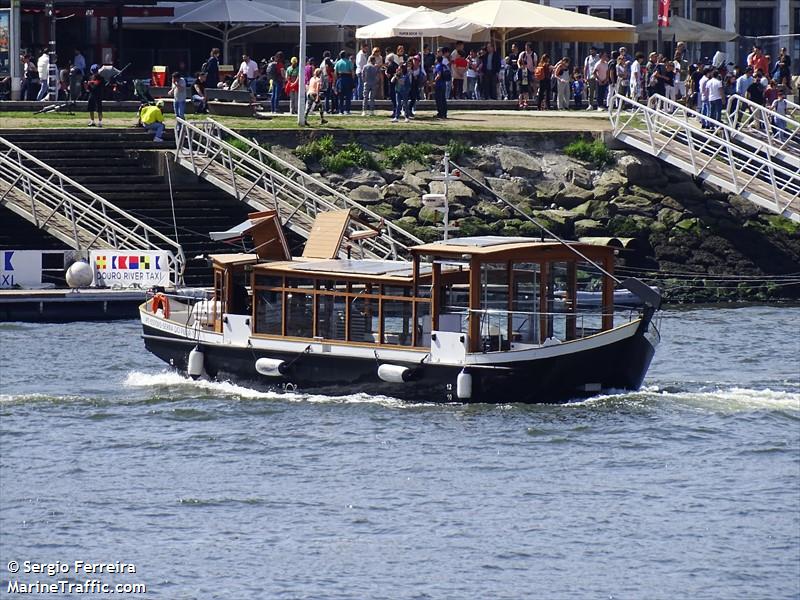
[141,317,658,404]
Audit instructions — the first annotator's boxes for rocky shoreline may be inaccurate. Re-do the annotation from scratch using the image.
[249,131,800,304]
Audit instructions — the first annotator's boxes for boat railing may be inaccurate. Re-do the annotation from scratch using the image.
[440,306,640,352]
[144,289,217,336]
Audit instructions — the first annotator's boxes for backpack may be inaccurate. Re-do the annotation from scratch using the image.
[441,65,452,82]
[534,65,547,81]
[266,62,277,79]
[200,61,209,74]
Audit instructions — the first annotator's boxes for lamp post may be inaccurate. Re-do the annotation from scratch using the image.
[297,0,306,126]
[10,0,21,100]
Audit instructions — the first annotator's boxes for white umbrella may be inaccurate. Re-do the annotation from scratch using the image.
[635,15,737,43]
[450,0,637,52]
[171,0,332,63]
[356,6,484,41]
[308,0,409,27]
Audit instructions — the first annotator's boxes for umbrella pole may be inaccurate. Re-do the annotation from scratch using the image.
[223,25,230,66]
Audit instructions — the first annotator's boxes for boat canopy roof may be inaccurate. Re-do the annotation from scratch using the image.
[253,258,441,283]
[210,253,260,267]
[410,236,616,261]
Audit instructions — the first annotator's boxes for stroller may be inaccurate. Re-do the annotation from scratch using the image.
[133,78,155,105]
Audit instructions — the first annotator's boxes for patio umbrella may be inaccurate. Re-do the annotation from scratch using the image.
[308,0,409,27]
[355,6,485,44]
[449,0,637,53]
[170,0,332,63]
[635,15,737,43]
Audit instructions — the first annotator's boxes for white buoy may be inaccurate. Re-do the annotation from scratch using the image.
[255,357,287,377]
[456,371,472,400]
[65,260,93,288]
[187,346,205,379]
[377,364,411,383]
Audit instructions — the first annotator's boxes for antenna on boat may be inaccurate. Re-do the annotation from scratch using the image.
[449,160,662,310]
[424,152,453,241]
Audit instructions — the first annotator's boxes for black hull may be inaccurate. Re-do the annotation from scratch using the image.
[142,319,658,404]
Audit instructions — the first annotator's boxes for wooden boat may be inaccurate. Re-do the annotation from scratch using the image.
[139,210,661,403]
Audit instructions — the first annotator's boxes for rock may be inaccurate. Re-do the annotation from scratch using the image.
[674,217,702,234]
[342,168,386,190]
[474,201,509,220]
[380,169,403,184]
[474,155,501,174]
[592,170,626,202]
[611,194,656,216]
[657,207,684,228]
[530,209,574,237]
[574,218,605,237]
[727,194,761,219]
[496,147,542,179]
[665,167,694,184]
[384,181,420,200]
[401,171,426,191]
[372,202,396,219]
[660,196,685,211]
[627,185,665,202]
[404,160,427,174]
[668,180,705,202]
[395,216,418,231]
[418,206,444,223]
[403,197,422,210]
[270,147,308,172]
[485,176,535,204]
[556,183,594,209]
[615,154,666,186]
[449,202,469,220]
[325,173,346,187]
[567,164,594,190]
[429,180,475,203]
[349,185,383,203]
[535,180,564,201]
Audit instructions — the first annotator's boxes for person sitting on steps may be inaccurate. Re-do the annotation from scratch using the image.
[139,99,166,142]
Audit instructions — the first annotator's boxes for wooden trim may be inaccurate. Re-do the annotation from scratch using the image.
[602,256,615,331]
[468,258,481,353]
[249,332,430,352]
[431,262,441,332]
[539,261,548,345]
[566,261,577,340]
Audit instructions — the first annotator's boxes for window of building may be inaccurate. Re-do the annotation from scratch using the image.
[695,7,721,27]
[738,8,775,38]
[614,8,633,24]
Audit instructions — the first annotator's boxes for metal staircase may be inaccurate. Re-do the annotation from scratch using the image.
[173,117,422,260]
[723,94,800,168]
[609,94,800,223]
[0,137,185,285]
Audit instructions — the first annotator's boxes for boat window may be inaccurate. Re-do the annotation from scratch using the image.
[255,274,282,288]
[316,294,347,340]
[286,277,315,290]
[479,263,510,352]
[255,290,282,335]
[382,300,413,346]
[416,301,431,346]
[547,262,570,341]
[317,279,348,292]
[382,285,411,298]
[576,261,606,336]
[286,291,314,338]
[440,282,469,333]
[350,296,376,343]
[511,262,540,344]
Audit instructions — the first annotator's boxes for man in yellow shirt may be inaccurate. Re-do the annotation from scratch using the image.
[139,99,165,142]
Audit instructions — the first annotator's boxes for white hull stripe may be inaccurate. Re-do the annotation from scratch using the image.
[141,309,643,367]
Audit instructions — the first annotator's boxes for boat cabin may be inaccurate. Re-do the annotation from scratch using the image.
[205,212,620,355]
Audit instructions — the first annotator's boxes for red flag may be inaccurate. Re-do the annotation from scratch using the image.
[658,0,670,27]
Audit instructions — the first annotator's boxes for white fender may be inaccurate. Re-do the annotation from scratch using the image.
[187,346,205,379]
[377,364,411,383]
[255,357,287,377]
[456,371,472,399]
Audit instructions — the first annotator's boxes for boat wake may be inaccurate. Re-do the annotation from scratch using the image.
[569,385,800,413]
[122,370,418,408]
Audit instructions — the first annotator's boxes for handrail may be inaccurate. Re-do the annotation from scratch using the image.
[609,93,800,222]
[173,117,423,260]
[724,94,800,163]
[0,137,185,286]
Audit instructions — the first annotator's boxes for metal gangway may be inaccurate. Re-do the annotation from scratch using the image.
[0,137,185,286]
[609,94,800,223]
[173,117,422,260]
[723,94,800,168]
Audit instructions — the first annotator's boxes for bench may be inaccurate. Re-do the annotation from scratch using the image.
[205,88,255,103]
[205,88,261,117]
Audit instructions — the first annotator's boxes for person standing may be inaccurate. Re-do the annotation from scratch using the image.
[771,89,789,141]
[305,68,327,125]
[361,56,379,116]
[36,48,50,101]
[334,51,354,115]
[238,53,259,96]
[433,55,449,119]
[86,67,104,127]
[629,53,643,101]
[169,71,187,121]
[571,70,585,109]
[673,49,688,101]
[482,43,500,100]
[553,57,571,110]
[355,42,369,101]
[384,54,399,114]
[205,48,220,89]
[408,57,425,117]
[451,49,467,99]
[466,50,480,100]
[69,48,85,102]
[391,63,411,122]
[592,52,610,110]
[698,67,711,128]
[535,54,552,110]
[616,54,629,98]
[706,69,724,124]
[583,47,599,111]
[285,57,300,114]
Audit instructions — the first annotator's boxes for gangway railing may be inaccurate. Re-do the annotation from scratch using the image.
[786,98,800,122]
[173,117,422,260]
[724,94,800,167]
[0,137,185,286]
[609,94,800,223]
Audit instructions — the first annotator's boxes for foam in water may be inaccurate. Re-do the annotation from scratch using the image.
[122,370,412,408]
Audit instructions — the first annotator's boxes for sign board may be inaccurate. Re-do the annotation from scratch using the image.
[0,250,45,288]
[90,250,171,288]
[0,9,9,77]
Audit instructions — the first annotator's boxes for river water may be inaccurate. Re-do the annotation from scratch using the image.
[1,305,798,599]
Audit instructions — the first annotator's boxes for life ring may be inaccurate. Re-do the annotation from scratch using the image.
[151,293,170,318]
